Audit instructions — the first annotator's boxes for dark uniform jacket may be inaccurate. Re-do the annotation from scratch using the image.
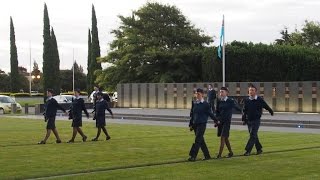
[243,96,273,121]
[44,97,66,118]
[71,98,89,120]
[207,89,216,103]
[189,100,216,127]
[95,99,113,121]
[216,97,241,123]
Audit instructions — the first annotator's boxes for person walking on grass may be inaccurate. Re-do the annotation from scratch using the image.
[188,88,217,162]
[67,89,90,143]
[242,84,274,156]
[92,92,114,141]
[38,89,67,144]
[215,87,242,158]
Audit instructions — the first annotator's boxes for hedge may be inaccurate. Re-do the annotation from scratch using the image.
[0,92,11,96]
[0,92,44,97]
[60,91,88,96]
[202,42,320,82]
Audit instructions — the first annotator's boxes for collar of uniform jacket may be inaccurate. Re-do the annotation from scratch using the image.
[221,96,228,101]
[46,97,52,101]
[249,95,258,100]
[196,98,204,104]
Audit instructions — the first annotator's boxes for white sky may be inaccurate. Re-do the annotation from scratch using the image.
[0,0,319,73]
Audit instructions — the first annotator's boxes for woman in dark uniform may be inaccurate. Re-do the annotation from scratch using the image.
[92,92,114,141]
[215,87,241,158]
[38,89,67,144]
[67,89,89,143]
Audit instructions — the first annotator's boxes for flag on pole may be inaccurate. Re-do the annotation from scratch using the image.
[217,17,224,59]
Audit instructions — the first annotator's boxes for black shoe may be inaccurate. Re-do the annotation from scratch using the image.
[106,136,111,141]
[67,140,74,143]
[227,152,234,158]
[202,156,211,161]
[82,136,87,142]
[38,140,46,144]
[56,140,62,144]
[188,157,196,162]
[92,138,98,141]
[257,150,263,155]
[216,154,222,159]
[244,151,250,156]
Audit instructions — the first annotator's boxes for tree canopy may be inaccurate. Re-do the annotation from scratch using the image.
[10,17,20,92]
[275,20,320,48]
[96,2,212,90]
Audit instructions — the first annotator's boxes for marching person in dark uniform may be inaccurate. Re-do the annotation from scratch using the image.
[215,87,242,158]
[188,88,217,162]
[242,84,274,156]
[67,89,90,143]
[92,92,114,141]
[38,89,67,144]
[207,84,217,114]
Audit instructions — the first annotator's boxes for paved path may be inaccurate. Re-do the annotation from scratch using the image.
[6,113,320,134]
[22,107,320,121]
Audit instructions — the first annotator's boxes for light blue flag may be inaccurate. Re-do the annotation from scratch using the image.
[217,18,224,59]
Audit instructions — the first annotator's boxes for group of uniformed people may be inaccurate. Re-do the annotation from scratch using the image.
[38,88,113,144]
[188,84,273,161]
[37,84,273,163]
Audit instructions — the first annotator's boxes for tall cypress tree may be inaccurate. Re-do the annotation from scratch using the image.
[42,3,53,100]
[10,17,19,93]
[87,29,92,94]
[51,28,61,94]
[90,5,102,87]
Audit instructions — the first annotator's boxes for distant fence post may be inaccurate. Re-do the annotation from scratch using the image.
[25,103,29,114]
[35,104,40,115]
[11,104,17,114]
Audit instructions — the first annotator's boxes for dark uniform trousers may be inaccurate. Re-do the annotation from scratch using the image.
[189,123,210,158]
[245,120,262,152]
[209,101,215,114]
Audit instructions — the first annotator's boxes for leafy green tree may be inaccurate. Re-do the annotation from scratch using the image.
[87,29,92,93]
[276,20,320,48]
[89,5,102,88]
[51,28,61,94]
[10,17,19,92]
[275,27,291,45]
[42,4,61,98]
[301,20,320,48]
[42,3,53,97]
[60,62,87,92]
[0,73,11,92]
[97,2,211,89]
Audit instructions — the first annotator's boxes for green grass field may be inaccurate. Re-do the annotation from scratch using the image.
[0,117,319,180]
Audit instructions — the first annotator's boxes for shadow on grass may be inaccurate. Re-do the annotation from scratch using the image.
[25,145,320,180]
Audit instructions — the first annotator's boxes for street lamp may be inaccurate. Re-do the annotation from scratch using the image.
[31,74,41,93]
[31,75,40,79]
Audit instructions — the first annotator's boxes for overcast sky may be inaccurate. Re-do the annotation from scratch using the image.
[0,0,319,73]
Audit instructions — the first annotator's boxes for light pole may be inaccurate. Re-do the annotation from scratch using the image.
[29,41,32,95]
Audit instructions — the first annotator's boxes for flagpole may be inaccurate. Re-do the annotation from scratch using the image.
[72,48,75,92]
[29,41,32,95]
[222,15,225,87]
